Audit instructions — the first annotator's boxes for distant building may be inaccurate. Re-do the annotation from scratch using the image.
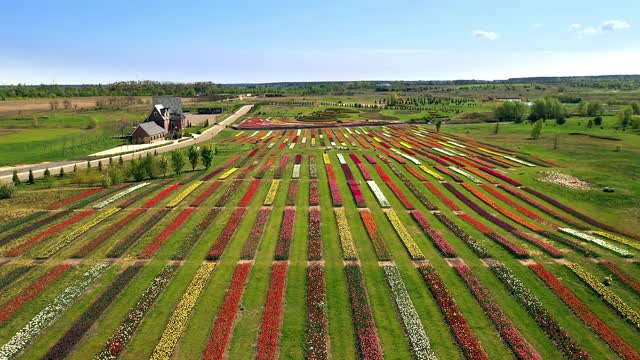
[197,107,225,114]
[131,122,167,144]
[145,96,187,134]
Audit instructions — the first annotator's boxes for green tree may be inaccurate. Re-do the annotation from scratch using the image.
[143,153,158,179]
[494,101,527,122]
[618,106,633,130]
[28,169,35,184]
[579,101,604,116]
[44,168,51,178]
[530,120,543,139]
[435,119,442,132]
[188,146,199,171]
[555,117,566,125]
[159,155,169,177]
[171,151,185,175]
[630,101,640,115]
[12,170,20,186]
[594,116,603,126]
[130,159,146,182]
[59,167,65,178]
[201,146,214,169]
[530,97,566,120]
[387,92,399,106]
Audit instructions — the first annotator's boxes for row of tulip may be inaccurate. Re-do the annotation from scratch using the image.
[366,180,391,208]
[264,179,281,206]
[309,154,317,179]
[351,154,373,180]
[479,167,521,186]
[479,184,554,227]
[255,262,288,360]
[218,167,238,180]
[0,263,72,323]
[94,183,149,209]
[43,265,143,359]
[378,156,437,210]
[385,209,425,260]
[190,181,222,207]
[216,179,243,207]
[382,265,436,360]
[453,263,541,360]
[240,208,272,260]
[238,179,262,207]
[433,212,492,258]
[139,207,195,259]
[566,263,640,331]
[593,231,640,251]
[334,208,358,260]
[0,262,110,359]
[308,208,322,261]
[144,184,181,208]
[0,263,32,291]
[489,262,589,359]
[341,162,367,208]
[203,263,253,360]
[38,207,122,259]
[275,208,296,260]
[255,156,275,179]
[360,209,392,261]
[560,228,633,257]
[6,210,96,257]
[306,264,329,360]
[0,210,72,248]
[98,265,178,360]
[0,211,46,240]
[166,181,203,207]
[370,164,415,209]
[325,164,343,207]
[208,207,247,260]
[497,185,586,229]
[309,179,320,206]
[48,188,103,209]
[274,155,289,179]
[286,180,299,206]
[345,264,384,360]
[106,209,170,258]
[292,164,301,179]
[172,207,223,260]
[150,262,216,360]
[410,210,457,257]
[120,181,169,208]
[599,261,640,294]
[529,263,638,360]
[418,263,489,360]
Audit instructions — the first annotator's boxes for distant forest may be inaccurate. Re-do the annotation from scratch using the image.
[1,75,639,100]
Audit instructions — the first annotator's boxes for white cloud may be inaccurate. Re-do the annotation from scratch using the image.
[533,23,544,29]
[569,19,631,36]
[472,30,499,41]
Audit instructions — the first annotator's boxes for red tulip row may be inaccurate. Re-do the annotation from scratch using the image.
[340,162,367,208]
[255,262,288,360]
[215,179,243,207]
[138,207,196,258]
[479,167,522,186]
[489,262,589,359]
[350,154,373,180]
[479,184,556,227]
[144,184,181,208]
[47,188,103,209]
[309,154,317,179]
[43,265,143,360]
[308,208,322,261]
[432,212,492,258]
[410,210,457,257]
[203,263,253,360]
[286,180,299,206]
[453,263,541,360]
[238,179,262,207]
[191,181,223,207]
[7,209,96,257]
[359,209,392,261]
[240,208,271,260]
[106,208,171,258]
[344,264,384,360]
[600,261,640,294]
[202,155,241,180]
[306,264,329,360]
[274,155,289,179]
[435,165,463,182]
[309,179,320,206]
[418,263,489,360]
[172,207,223,260]
[255,156,275,179]
[0,263,72,323]
[423,182,460,211]
[372,164,415,210]
[295,154,302,165]
[529,263,638,360]
[377,156,437,210]
[208,207,247,260]
[325,164,343,207]
[72,208,147,258]
[275,207,296,260]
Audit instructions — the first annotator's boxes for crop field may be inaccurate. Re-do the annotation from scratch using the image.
[0,123,639,360]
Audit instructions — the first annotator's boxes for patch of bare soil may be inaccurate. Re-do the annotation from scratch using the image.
[360,112,399,120]
[537,171,593,190]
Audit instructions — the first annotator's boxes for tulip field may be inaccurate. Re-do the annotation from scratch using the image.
[1,124,639,360]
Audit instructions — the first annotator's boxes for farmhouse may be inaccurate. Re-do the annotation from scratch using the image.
[130,121,167,144]
[145,104,187,134]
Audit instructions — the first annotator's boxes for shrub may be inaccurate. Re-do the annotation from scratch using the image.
[0,184,14,199]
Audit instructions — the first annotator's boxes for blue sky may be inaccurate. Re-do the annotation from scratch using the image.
[1,0,638,84]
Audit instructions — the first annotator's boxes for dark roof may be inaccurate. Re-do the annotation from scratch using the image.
[132,122,166,137]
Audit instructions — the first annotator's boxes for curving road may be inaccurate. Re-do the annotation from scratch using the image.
[0,105,253,183]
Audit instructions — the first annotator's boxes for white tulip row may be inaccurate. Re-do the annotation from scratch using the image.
[391,148,421,165]
[292,164,301,179]
[94,183,149,209]
[559,228,633,257]
[336,153,347,164]
[448,167,482,184]
[367,181,391,208]
[0,262,110,359]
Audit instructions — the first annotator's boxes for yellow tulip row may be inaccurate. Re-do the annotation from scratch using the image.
[323,153,331,164]
[385,209,425,260]
[419,165,444,181]
[566,263,640,331]
[150,262,216,360]
[37,207,121,258]
[166,181,203,207]
[264,179,281,206]
[592,231,640,251]
[333,208,358,260]
[219,167,239,180]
